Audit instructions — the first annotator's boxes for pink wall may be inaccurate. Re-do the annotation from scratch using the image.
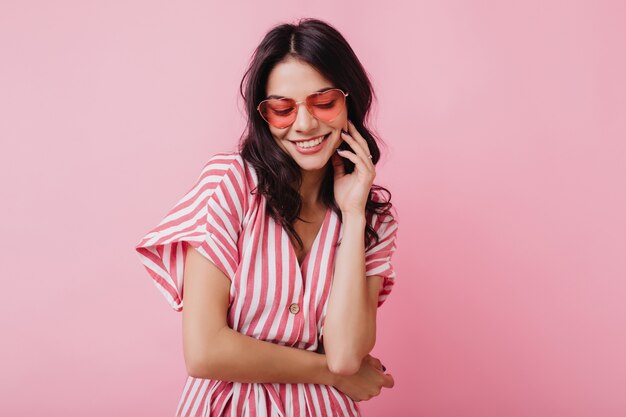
[1,1,625,416]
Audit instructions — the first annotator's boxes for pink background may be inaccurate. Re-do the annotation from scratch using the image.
[1,1,625,416]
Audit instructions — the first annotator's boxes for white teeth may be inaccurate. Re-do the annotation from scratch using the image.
[296,135,327,149]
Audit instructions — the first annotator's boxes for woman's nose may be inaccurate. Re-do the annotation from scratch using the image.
[292,102,318,131]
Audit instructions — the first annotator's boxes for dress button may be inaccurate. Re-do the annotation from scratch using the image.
[289,303,300,314]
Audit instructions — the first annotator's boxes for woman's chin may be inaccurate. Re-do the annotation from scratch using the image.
[294,157,329,172]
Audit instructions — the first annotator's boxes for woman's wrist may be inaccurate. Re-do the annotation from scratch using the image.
[318,353,340,386]
[340,211,366,225]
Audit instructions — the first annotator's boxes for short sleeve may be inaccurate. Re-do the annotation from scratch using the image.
[134,152,247,312]
[365,193,399,308]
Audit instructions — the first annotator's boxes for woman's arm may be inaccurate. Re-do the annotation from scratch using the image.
[322,213,382,376]
[323,121,389,376]
[182,243,337,385]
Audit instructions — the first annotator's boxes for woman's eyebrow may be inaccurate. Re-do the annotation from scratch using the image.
[265,87,335,100]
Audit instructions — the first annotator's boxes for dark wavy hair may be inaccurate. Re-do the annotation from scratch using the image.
[238,18,395,252]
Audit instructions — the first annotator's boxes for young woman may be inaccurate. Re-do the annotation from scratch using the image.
[136,18,399,417]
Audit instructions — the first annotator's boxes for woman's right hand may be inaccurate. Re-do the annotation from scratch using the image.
[331,354,395,402]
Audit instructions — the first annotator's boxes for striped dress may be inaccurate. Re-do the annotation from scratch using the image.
[135,151,398,417]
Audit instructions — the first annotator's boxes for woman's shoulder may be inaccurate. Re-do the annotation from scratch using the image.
[199,149,258,189]
[196,150,261,215]
[201,149,244,173]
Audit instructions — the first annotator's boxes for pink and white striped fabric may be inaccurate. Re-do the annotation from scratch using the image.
[135,151,398,417]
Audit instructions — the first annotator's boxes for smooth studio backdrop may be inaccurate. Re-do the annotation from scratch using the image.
[1,1,625,416]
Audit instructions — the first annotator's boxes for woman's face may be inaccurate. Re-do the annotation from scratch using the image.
[264,57,348,173]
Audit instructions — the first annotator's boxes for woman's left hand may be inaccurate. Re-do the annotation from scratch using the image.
[331,120,376,215]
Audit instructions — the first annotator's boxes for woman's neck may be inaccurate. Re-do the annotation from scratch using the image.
[298,167,326,207]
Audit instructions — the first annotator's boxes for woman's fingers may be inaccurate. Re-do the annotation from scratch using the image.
[331,151,345,176]
[382,373,395,389]
[336,147,360,167]
[346,120,374,166]
[341,127,366,158]
[371,357,383,370]
[340,130,373,173]
[340,130,365,161]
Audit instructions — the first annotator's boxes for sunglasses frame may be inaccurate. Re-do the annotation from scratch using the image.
[256,88,349,129]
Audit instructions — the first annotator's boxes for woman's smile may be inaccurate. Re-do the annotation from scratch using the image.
[290,132,332,154]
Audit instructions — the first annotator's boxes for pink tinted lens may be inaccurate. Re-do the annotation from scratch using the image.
[306,89,346,122]
[259,99,297,128]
